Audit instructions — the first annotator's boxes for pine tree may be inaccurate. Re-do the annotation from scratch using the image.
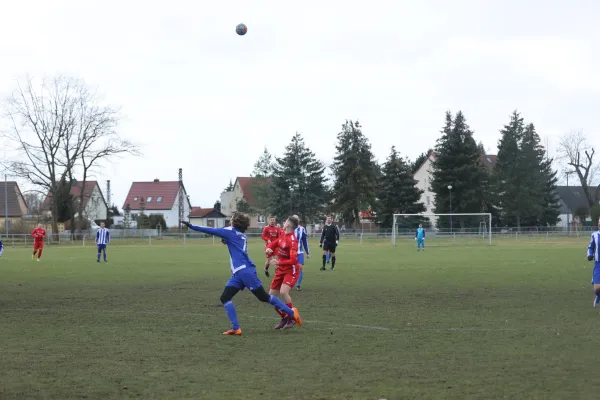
[494,110,526,227]
[269,133,327,222]
[331,120,379,225]
[250,147,274,217]
[224,180,234,192]
[375,146,426,228]
[521,123,560,226]
[431,111,489,229]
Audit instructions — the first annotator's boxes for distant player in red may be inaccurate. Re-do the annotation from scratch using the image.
[31,224,46,261]
[262,216,282,277]
[266,215,301,330]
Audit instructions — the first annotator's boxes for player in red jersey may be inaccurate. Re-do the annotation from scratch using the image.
[261,216,282,277]
[266,215,301,330]
[31,224,46,261]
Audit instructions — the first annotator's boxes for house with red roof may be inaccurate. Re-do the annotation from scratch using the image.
[220,177,268,228]
[189,207,227,228]
[122,179,191,228]
[42,180,108,221]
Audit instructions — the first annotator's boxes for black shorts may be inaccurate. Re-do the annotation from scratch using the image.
[323,242,337,253]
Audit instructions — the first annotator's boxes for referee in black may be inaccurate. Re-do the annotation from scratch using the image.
[319,216,340,271]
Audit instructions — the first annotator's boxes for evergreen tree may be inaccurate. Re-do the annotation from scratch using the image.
[494,113,560,228]
[269,133,328,222]
[331,120,379,225]
[521,123,560,226]
[493,110,526,227]
[250,147,274,217]
[213,200,221,212]
[375,146,426,228]
[431,111,489,229]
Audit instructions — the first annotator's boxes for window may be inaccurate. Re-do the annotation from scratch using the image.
[157,196,163,203]
[147,196,152,202]
[258,215,266,223]
[133,196,138,201]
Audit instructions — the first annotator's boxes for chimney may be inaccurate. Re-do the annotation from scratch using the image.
[153,179,159,183]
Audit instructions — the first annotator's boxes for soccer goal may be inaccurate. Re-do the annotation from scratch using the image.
[392,213,492,246]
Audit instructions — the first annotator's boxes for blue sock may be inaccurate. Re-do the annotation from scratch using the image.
[97,252,101,261]
[297,270,303,287]
[223,301,240,330]
[268,295,294,317]
[326,253,331,262]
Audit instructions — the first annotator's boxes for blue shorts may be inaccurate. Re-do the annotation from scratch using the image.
[297,253,305,265]
[97,244,106,251]
[226,268,263,292]
[593,262,600,284]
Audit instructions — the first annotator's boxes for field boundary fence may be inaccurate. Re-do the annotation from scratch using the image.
[0,226,595,248]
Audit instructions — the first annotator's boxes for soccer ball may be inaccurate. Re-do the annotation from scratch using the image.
[236,23,247,36]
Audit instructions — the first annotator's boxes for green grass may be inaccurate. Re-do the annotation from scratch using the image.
[1,238,599,399]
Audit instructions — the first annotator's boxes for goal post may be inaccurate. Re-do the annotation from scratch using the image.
[392,213,492,246]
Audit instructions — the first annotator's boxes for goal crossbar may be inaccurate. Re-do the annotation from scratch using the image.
[392,213,492,246]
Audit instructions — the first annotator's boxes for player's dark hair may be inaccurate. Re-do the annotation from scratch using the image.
[287,216,299,230]
[231,212,250,233]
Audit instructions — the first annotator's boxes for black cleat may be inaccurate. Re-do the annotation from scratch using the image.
[320,267,326,271]
[264,268,270,277]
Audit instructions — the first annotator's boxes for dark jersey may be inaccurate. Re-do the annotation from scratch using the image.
[320,223,340,244]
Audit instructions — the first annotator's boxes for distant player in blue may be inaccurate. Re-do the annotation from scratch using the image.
[0,237,4,257]
[293,215,310,291]
[180,213,303,335]
[96,222,110,262]
[415,223,425,251]
[587,222,600,307]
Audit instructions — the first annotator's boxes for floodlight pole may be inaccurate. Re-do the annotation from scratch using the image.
[4,174,8,236]
[448,185,453,233]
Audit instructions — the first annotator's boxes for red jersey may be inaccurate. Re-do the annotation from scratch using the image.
[31,228,46,243]
[262,225,281,244]
[266,231,298,269]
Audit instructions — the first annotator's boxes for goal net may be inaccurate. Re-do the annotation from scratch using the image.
[392,213,492,246]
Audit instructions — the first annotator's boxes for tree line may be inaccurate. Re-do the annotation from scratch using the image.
[230,110,567,229]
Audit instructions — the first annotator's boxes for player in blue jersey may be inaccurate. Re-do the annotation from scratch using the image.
[96,222,110,262]
[415,223,425,251]
[587,222,600,307]
[0,237,4,257]
[293,215,310,291]
[180,213,303,335]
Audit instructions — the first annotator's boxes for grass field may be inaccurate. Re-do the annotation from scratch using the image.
[1,238,599,399]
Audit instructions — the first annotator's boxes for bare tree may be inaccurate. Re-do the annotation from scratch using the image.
[557,130,600,208]
[1,75,139,234]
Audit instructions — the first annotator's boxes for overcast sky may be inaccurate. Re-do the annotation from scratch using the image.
[1,0,599,208]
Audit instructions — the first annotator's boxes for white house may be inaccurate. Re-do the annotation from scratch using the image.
[220,177,267,228]
[42,180,108,221]
[122,179,191,228]
[189,207,228,227]
[555,186,597,229]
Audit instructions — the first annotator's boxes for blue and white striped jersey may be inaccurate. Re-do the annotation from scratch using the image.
[0,239,3,256]
[96,228,110,245]
[188,224,255,274]
[295,226,310,255]
[588,230,600,261]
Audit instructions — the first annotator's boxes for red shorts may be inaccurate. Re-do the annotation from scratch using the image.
[34,241,44,250]
[270,265,301,290]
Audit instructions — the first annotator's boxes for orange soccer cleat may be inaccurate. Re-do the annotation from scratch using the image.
[291,307,303,327]
[223,329,242,336]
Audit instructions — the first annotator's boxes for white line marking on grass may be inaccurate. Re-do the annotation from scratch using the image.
[5,307,583,334]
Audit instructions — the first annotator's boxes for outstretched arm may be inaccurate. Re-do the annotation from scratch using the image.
[181,221,233,239]
[335,225,340,242]
[320,229,325,245]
